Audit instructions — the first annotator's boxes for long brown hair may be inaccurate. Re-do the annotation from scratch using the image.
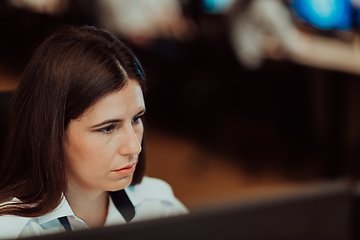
[0,26,146,217]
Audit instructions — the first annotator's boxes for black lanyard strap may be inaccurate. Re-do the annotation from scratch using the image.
[109,189,135,223]
[58,216,72,232]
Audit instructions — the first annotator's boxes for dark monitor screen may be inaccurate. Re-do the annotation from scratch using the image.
[25,182,353,240]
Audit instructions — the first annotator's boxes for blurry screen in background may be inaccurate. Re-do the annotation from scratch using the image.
[202,0,236,14]
[288,0,360,43]
[291,0,353,31]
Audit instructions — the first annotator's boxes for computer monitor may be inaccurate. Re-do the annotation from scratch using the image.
[25,182,353,240]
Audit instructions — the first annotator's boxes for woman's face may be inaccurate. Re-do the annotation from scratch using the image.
[64,80,145,193]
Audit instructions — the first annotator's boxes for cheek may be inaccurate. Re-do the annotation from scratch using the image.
[66,133,90,159]
[65,132,110,171]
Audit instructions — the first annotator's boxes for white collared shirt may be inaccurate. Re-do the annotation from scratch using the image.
[0,177,188,239]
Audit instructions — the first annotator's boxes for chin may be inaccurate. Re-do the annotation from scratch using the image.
[108,175,133,192]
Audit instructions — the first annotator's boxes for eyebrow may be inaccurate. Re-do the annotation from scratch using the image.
[91,109,146,129]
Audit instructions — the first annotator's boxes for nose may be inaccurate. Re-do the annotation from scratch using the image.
[118,124,142,156]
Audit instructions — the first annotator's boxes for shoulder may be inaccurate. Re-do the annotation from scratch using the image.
[0,198,33,239]
[0,198,50,239]
[125,176,188,221]
[0,214,31,239]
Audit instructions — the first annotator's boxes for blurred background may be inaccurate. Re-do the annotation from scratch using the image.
[1,0,360,211]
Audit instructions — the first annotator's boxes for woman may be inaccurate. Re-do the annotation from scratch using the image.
[0,25,187,239]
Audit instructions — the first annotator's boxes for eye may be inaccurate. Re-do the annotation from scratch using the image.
[131,115,144,124]
[131,116,142,124]
[97,125,117,134]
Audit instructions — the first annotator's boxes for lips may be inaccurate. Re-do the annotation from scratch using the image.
[113,162,136,175]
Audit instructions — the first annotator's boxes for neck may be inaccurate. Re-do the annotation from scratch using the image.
[66,183,109,228]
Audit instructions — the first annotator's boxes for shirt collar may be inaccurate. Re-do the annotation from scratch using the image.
[37,193,131,226]
[37,196,75,225]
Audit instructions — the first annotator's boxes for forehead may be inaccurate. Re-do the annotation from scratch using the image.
[79,80,144,121]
